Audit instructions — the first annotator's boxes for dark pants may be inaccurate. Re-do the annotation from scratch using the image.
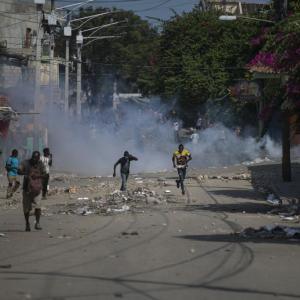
[177,168,186,193]
[42,174,50,197]
[120,172,129,191]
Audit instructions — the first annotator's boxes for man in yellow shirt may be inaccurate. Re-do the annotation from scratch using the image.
[172,144,192,195]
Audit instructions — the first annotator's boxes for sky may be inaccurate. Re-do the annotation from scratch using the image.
[55,0,271,21]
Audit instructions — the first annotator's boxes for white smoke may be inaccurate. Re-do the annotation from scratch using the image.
[46,102,282,175]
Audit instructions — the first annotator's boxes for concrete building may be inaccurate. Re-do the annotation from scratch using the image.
[0,0,58,93]
[206,0,269,15]
[0,0,61,155]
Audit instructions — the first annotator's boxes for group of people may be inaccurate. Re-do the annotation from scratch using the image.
[4,144,191,232]
[113,144,192,195]
[5,148,52,231]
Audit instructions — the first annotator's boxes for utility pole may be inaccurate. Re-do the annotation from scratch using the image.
[49,0,56,114]
[65,38,70,114]
[76,31,83,121]
[64,18,72,115]
[34,4,43,114]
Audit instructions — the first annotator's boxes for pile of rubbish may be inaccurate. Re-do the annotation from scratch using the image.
[242,157,272,166]
[198,173,251,181]
[55,187,165,216]
[238,225,300,240]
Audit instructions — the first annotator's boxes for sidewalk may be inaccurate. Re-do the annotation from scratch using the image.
[248,161,300,205]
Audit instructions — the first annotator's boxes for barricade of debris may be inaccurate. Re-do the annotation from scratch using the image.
[54,187,165,216]
[238,225,300,240]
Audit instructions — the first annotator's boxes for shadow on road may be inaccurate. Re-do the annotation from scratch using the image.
[209,189,262,201]
[178,234,300,245]
[184,202,272,214]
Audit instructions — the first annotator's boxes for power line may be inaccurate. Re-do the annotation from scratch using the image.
[133,0,173,12]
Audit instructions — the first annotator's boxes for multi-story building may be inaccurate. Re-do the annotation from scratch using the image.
[0,0,61,155]
[206,0,270,15]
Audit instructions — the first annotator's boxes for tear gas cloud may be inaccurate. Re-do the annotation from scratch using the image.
[45,100,283,176]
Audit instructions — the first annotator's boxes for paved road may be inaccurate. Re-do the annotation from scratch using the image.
[0,172,300,300]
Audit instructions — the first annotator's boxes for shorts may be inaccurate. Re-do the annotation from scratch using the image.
[22,191,42,214]
[7,176,18,185]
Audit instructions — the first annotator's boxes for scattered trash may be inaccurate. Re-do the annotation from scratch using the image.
[112,205,130,213]
[121,231,139,236]
[0,233,5,237]
[77,197,89,201]
[266,194,280,206]
[114,292,123,298]
[65,186,77,194]
[239,225,300,240]
[58,235,72,239]
[165,190,171,193]
[280,216,298,221]
[75,206,94,216]
[242,157,271,166]
[190,248,196,253]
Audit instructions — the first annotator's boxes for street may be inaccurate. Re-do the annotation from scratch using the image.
[1,166,300,300]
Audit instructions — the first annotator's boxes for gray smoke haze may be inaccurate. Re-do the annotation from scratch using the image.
[45,100,283,176]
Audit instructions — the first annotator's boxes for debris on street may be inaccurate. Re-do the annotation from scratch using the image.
[52,186,166,216]
[266,194,281,206]
[198,173,251,181]
[239,225,300,240]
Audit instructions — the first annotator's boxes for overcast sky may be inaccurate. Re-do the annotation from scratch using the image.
[56,0,271,21]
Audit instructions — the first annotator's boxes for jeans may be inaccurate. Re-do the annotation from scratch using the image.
[177,168,186,193]
[120,172,129,191]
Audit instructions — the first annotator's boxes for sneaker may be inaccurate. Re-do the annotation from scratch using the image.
[182,190,185,195]
[34,223,42,230]
[25,224,31,232]
[176,180,180,189]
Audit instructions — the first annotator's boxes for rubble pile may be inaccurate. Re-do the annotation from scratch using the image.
[54,187,165,216]
[242,157,272,166]
[198,173,251,181]
[132,187,166,205]
[238,225,300,240]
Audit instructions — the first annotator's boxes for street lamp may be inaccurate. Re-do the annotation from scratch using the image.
[219,15,275,24]
[75,27,123,121]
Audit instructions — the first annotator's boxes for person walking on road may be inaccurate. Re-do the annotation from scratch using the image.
[40,147,53,199]
[113,151,138,191]
[18,151,46,232]
[5,149,20,198]
[172,144,192,195]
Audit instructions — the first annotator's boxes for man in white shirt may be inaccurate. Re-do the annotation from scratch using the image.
[190,129,199,145]
[40,148,52,199]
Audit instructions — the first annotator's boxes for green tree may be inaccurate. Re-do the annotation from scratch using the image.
[66,7,159,107]
[153,9,261,125]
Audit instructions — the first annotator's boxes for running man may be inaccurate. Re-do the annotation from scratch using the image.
[5,149,20,198]
[172,144,192,195]
[113,151,138,191]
